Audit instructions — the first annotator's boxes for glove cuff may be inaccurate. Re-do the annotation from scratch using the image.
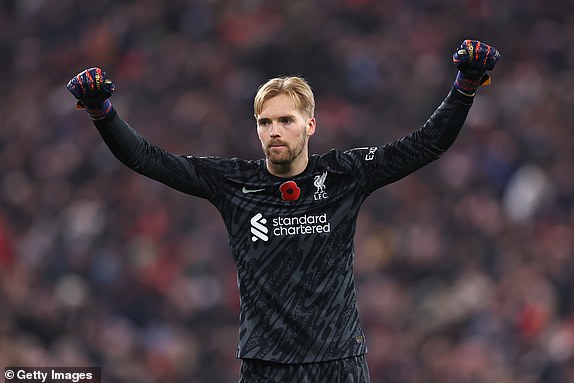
[80,99,114,120]
[453,71,482,96]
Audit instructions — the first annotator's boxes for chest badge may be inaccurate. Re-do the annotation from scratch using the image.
[313,171,329,201]
[279,181,301,201]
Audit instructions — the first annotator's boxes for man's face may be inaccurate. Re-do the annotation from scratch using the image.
[256,94,315,168]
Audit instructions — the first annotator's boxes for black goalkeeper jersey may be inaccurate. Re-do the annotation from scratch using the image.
[94,89,473,364]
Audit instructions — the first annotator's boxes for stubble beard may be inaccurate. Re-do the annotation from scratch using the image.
[265,136,307,165]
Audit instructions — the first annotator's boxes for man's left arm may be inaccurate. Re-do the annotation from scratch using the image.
[348,39,500,193]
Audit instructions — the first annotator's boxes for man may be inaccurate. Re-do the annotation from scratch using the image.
[67,40,500,382]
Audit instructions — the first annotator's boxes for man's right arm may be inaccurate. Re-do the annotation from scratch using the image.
[67,68,218,200]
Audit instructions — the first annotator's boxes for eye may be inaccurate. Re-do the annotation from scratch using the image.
[258,119,271,127]
[279,116,293,125]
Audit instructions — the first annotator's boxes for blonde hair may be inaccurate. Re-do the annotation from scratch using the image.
[254,76,315,118]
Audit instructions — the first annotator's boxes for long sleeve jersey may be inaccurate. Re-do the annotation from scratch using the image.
[93,89,473,364]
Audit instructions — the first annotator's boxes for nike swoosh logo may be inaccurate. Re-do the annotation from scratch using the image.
[242,187,266,194]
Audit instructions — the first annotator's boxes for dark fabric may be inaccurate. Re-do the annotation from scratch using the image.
[239,355,370,383]
[94,89,472,364]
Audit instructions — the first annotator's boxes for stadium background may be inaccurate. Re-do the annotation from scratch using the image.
[1,0,573,382]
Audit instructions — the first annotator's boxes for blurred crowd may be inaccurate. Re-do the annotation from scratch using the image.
[1,0,573,382]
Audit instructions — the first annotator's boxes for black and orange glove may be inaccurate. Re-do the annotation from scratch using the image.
[67,67,115,120]
[453,40,500,96]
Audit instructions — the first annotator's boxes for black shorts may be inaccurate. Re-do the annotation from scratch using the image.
[239,355,370,383]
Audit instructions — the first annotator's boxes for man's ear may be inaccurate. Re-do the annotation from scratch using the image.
[307,117,316,136]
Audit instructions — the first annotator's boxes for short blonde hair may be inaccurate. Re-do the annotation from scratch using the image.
[254,76,315,118]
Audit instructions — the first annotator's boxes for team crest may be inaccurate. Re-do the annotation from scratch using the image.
[313,172,329,201]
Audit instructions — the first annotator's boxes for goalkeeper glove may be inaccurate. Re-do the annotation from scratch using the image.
[453,40,500,96]
[67,67,115,120]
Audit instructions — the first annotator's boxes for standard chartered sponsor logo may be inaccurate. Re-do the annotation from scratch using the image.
[250,213,269,242]
[250,212,331,242]
[272,213,331,236]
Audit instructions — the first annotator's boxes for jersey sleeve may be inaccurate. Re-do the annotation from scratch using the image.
[94,112,223,201]
[346,89,474,194]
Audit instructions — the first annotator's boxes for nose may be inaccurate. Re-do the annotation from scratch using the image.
[269,122,280,137]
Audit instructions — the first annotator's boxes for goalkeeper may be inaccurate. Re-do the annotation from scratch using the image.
[67,40,500,383]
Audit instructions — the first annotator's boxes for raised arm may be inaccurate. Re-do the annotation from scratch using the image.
[66,68,219,199]
[349,39,501,193]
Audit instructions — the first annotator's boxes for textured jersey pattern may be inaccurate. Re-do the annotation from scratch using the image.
[95,89,472,363]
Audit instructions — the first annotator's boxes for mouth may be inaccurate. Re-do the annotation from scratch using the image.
[268,142,287,150]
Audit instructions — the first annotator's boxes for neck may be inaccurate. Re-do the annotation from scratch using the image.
[266,156,309,178]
